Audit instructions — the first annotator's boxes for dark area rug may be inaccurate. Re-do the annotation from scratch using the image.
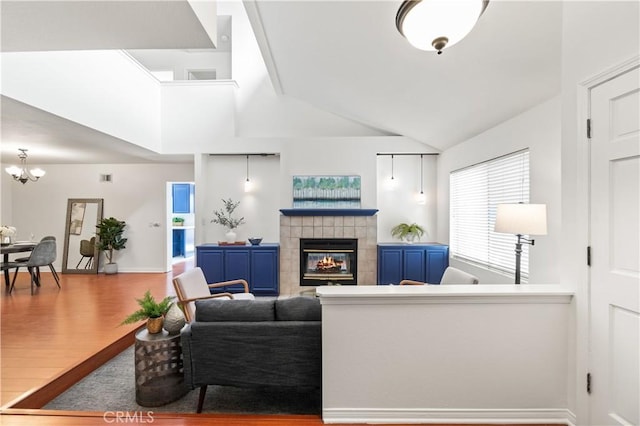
[43,346,321,415]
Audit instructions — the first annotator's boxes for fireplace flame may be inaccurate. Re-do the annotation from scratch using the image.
[316,256,343,271]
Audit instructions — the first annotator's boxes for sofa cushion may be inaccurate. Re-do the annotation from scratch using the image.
[195,299,275,322]
[275,296,321,321]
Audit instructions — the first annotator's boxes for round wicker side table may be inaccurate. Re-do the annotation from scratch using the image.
[134,328,188,407]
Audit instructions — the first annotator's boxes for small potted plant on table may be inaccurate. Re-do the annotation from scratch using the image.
[122,290,175,334]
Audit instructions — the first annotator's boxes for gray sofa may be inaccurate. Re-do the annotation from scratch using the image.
[181,296,322,413]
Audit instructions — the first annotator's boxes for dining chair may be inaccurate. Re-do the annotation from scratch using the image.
[14,236,59,284]
[10,239,61,295]
[172,267,254,322]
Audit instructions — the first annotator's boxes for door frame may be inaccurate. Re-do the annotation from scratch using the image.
[576,54,640,424]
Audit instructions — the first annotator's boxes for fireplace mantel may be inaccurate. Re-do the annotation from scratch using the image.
[279,208,378,216]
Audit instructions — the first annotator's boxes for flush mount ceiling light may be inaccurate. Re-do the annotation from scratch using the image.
[396,0,490,54]
[5,148,46,184]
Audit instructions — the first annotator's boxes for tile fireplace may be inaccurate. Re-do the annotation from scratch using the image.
[279,209,378,295]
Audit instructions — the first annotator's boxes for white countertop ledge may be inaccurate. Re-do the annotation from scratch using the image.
[316,284,574,305]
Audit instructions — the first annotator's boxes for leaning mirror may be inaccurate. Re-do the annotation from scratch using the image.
[62,198,103,274]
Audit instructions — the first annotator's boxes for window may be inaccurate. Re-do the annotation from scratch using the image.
[450,150,530,278]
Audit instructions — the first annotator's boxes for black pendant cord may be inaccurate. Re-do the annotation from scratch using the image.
[391,154,395,180]
[420,154,424,194]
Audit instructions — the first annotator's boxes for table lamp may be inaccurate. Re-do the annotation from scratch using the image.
[494,203,547,284]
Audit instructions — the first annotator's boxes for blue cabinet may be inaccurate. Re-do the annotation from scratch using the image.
[172,229,184,257]
[377,244,449,285]
[172,228,195,258]
[172,183,193,213]
[196,244,279,296]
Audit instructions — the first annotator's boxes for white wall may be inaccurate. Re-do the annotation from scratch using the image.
[437,96,562,284]
[191,135,438,246]
[377,154,438,243]
[319,285,574,424]
[202,154,281,243]
[161,82,236,152]
[127,49,232,80]
[1,51,161,151]
[560,1,640,422]
[1,163,193,272]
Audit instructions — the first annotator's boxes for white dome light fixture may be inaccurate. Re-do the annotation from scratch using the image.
[396,0,490,54]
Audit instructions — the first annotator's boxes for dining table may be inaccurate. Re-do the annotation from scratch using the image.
[1,242,37,287]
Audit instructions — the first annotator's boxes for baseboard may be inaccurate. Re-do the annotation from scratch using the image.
[322,407,576,424]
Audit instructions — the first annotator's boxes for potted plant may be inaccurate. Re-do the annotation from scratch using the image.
[211,198,246,243]
[96,217,127,274]
[121,290,175,334]
[0,225,17,245]
[172,217,185,226]
[391,222,425,243]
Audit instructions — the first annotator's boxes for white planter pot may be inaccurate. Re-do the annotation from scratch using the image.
[104,263,118,275]
[225,230,237,243]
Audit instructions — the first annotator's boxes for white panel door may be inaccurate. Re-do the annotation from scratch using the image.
[589,66,640,425]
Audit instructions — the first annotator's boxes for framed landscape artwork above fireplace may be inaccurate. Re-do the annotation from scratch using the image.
[292,175,361,209]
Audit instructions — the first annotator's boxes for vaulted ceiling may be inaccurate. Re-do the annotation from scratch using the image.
[247,0,562,150]
[0,0,562,164]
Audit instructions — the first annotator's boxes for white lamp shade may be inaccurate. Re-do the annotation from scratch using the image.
[5,166,21,176]
[397,0,487,51]
[494,204,547,236]
[31,168,46,178]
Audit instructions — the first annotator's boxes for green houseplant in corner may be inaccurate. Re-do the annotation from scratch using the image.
[121,290,175,334]
[391,222,426,244]
[96,217,128,274]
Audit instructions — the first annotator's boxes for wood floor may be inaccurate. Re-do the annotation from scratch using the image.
[0,260,352,426]
[0,262,560,426]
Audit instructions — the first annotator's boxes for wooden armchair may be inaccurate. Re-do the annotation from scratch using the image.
[172,267,255,322]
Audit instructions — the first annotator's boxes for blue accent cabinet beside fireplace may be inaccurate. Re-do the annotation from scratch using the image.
[196,244,279,296]
[377,243,449,285]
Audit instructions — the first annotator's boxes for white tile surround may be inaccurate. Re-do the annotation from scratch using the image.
[279,214,378,295]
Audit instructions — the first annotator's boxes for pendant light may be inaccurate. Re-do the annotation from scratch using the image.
[391,154,395,181]
[416,154,426,205]
[244,155,252,192]
[396,0,490,54]
[388,154,398,190]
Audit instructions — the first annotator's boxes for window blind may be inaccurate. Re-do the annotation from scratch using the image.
[450,150,530,278]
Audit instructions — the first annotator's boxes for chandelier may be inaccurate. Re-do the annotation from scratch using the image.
[5,149,46,184]
[396,0,490,54]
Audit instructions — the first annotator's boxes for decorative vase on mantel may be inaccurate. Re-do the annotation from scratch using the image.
[225,229,237,244]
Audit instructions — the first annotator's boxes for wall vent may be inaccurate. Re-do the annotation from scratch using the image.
[187,69,217,80]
